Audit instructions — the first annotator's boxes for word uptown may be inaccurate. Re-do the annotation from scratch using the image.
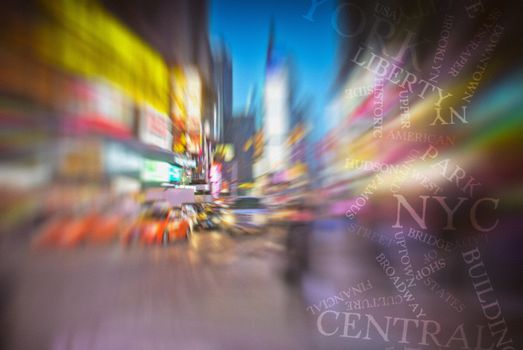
[394,230,416,288]
[376,253,426,319]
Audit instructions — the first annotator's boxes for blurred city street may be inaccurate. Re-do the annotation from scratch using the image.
[2,227,307,349]
[3,219,522,349]
[1,0,523,348]
[2,223,356,350]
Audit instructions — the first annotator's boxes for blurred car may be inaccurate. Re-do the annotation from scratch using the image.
[198,203,223,230]
[86,211,132,245]
[268,204,295,226]
[221,196,268,235]
[32,211,100,249]
[125,207,191,245]
[286,199,315,223]
[31,214,74,249]
[181,202,202,231]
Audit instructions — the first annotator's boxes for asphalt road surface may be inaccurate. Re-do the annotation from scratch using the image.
[1,220,522,350]
[1,227,317,350]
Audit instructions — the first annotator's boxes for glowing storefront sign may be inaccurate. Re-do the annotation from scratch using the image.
[185,67,201,134]
[139,105,173,151]
[210,163,222,198]
[104,142,143,175]
[169,165,182,182]
[141,160,170,183]
[171,66,202,154]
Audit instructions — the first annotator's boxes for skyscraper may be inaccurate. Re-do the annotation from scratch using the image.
[260,22,290,174]
[212,41,232,143]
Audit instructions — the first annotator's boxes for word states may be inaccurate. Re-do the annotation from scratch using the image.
[424,277,466,313]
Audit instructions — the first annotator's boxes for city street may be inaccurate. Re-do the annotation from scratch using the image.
[1,0,522,348]
[0,220,412,350]
[2,227,315,349]
[3,219,521,349]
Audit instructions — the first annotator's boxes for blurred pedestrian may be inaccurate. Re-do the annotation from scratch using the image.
[284,199,314,285]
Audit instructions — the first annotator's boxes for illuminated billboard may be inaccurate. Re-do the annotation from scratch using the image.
[171,66,202,154]
[138,104,173,151]
[141,160,171,183]
[169,165,182,183]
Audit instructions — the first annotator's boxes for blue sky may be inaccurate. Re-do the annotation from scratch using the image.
[209,0,339,120]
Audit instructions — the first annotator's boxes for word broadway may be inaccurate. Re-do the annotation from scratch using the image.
[316,311,515,349]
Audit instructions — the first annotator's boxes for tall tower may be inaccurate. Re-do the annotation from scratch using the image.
[262,21,290,174]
